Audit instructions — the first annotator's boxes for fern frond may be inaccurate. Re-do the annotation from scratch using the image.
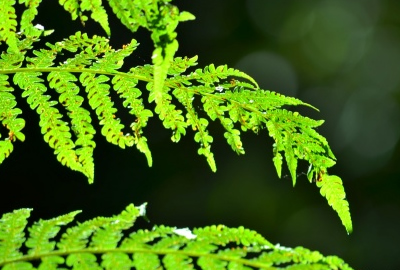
[19,0,43,37]
[48,71,96,181]
[81,72,131,147]
[0,204,354,269]
[58,0,110,36]
[26,210,81,256]
[0,48,26,164]
[0,74,25,164]
[266,109,336,186]
[114,1,194,112]
[168,55,199,76]
[80,0,110,36]
[59,0,80,20]
[112,74,153,166]
[172,64,259,89]
[0,1,353,232]
[0,208,31,262]
[171,85,215,170]
[0,31,155,180]
[317,174,353,234]
[107,0,146,33]
[92,0,195,103]
[55,31,110,55]
[14,71,84,174]
[165,63,351,231]
[149,80,188,143]
[0,0,18,51]
[77,38,143,153]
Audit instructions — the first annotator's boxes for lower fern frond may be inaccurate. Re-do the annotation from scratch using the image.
[0,204,354,270]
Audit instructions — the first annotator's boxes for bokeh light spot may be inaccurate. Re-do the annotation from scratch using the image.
[235,51,297,96]
[335,91,400,175]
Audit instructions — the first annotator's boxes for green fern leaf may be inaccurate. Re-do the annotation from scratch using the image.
[266,109,336,183]
[1,31,156,178]
[14,71,84,176]
[101,252,133,269]
[163,253,194,270]
[112,74,153,166]
[0,44,24,69]
[81,72,130,147]
[127,1,194,113]
[25,211,80,256]
[109,0,184,101]
[149,81,188,143]
[0,208,32,262]
[284,131,298,186]
[58,0,80,20]
[317,174,353,234]
[150,3,179,95]
[272,144,283,178]
[0,74,25,165]
[178,11,196,22]
[0,0,353,233]
[48,71,95,181]
[19,0,43,37]
[59,0,110,36]
[180,64,258,88]
[173,86,216,171]
[67,253,102,269]
[0,0,18,51]
[107,0,146,33]
[80,0,110,36]
[0,141,12,164]
[53,31,110,55]
[0,204,353,269]
[151,38,179,103]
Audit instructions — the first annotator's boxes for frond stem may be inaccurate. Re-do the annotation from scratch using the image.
[0,247,278,269]
[0,68,151,82]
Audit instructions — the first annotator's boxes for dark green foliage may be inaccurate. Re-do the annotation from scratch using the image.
[0,204,354,270]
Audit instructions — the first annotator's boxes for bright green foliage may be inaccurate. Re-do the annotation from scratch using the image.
[107,0,195,101]
[0,73,25,164]
[0,204,354,270]
[317,174,353,234]
[0,0,18,51]
[0,0,352,232]
[59,0,110,36]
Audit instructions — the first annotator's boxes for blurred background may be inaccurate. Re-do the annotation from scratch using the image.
[1,0,400,269]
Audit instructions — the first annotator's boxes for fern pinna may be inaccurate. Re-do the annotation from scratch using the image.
[0,204,353,270]
[0,0,351,233]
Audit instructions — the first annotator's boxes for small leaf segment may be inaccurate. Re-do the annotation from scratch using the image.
[0,0,352,232]
[0,204,354,270]
[317,174,353,234]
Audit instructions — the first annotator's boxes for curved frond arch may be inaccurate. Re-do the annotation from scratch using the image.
[0,0,352,232]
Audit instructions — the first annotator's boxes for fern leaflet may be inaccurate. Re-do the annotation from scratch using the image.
[0,204,354,270]
[317,174,353,234]
[59,0,109,36]
[0,0,18,51]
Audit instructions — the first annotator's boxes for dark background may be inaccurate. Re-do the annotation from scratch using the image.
[1,0,400,269]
